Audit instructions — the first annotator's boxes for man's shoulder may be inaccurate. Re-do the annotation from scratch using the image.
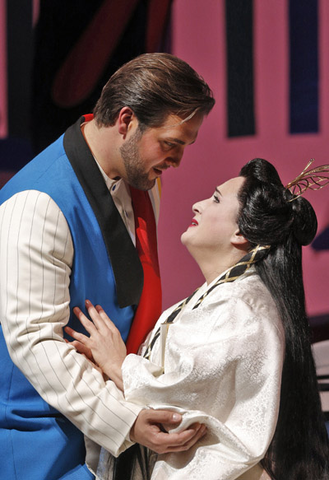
[0,134,74,205]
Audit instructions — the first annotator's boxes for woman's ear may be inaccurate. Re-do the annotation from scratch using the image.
[117,107,136,137]
[231,229,249,249]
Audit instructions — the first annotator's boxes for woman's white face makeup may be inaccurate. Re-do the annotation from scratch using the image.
[181,176,245,253]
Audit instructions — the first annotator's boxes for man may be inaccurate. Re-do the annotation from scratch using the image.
[0,53,214,479]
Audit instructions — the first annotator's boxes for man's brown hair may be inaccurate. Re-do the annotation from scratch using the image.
[93,52,215,129]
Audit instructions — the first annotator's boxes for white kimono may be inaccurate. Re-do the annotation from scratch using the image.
[96,268,285,480]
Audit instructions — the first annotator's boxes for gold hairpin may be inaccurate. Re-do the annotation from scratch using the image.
[285,159,329,201]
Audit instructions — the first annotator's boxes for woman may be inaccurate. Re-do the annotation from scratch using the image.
[67,158,329,479]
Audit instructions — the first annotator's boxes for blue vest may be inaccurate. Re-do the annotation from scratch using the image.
[0,118,144,479]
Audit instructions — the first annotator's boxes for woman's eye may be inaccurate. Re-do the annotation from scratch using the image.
[213,195,220,203]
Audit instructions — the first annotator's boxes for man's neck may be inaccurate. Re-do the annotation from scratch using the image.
[82,120,122,179]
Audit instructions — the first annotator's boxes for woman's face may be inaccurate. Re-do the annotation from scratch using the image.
[181,176,245,254]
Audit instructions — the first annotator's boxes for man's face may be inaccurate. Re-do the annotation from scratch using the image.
[120,112,204,191]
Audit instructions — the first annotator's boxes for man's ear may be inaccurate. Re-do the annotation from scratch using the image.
[231,229,249,249]
[117,107,136,137]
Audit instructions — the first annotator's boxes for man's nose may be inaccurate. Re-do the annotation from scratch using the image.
[166,151,184,168]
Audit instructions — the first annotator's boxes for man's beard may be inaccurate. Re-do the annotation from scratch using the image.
[120,129,156,191]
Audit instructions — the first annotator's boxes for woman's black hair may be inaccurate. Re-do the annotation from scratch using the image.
[238,158,329,479]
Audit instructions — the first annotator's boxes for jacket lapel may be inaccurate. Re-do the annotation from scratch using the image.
[63,116,143,308]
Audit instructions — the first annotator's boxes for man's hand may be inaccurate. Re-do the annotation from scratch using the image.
[130,409,206,454]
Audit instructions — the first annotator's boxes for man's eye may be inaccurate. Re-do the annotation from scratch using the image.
[163,141,175,149]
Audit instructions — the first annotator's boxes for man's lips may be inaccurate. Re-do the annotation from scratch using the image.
[153,165,170,176]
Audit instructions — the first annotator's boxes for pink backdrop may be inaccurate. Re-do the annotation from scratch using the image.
[0,0,328,317]
[158,0,329,317]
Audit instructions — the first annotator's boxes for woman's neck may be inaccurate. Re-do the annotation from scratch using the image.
[194,249,248,285]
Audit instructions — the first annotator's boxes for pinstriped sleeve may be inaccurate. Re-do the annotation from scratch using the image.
[0,190,142,456]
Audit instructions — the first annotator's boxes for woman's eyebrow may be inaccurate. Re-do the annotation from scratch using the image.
[215,187,222,196]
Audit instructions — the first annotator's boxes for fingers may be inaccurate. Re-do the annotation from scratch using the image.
[64,328,94,361]
[73,300,118,338]
[131,410,207,454]
[161,424,207,452]
[136,424,207,454]
[65,325,90,345]
[144,410,182,426]
[73,306,98,336]
[84,300,104,331]
[94,304,121,336]
[82,300,118,337]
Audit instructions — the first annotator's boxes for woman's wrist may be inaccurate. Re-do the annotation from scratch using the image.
[103,362,124,391]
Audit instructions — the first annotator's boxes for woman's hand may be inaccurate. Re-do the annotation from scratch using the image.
[65,300,126,390]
